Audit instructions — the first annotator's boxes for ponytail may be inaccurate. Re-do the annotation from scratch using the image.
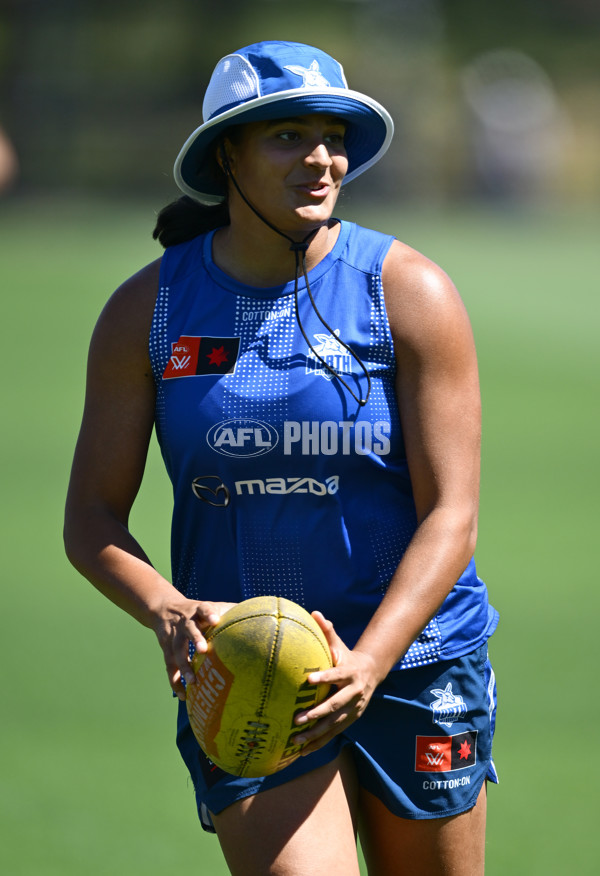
[152,195,229,248]
[153,127,245,247]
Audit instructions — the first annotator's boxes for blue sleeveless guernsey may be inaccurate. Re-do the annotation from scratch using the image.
[149,220,498,670]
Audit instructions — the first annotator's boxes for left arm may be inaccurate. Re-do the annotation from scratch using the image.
[295,240,481,751]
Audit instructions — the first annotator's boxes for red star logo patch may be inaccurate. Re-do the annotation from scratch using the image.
[458,739,472,760]
[163,335,241,379]
[207,346,229,367]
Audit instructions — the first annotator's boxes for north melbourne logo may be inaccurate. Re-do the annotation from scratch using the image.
[429,683,468,728]
[306,331,353,381]
[284,60,331,88]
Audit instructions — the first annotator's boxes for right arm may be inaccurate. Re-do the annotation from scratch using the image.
[64,259,232,699]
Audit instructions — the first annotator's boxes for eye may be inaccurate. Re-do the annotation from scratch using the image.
[277,130,301,142]
[325,131,346,146]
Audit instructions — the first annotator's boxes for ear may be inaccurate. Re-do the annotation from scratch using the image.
[217,141,234,175]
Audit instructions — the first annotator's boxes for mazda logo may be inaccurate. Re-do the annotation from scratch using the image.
[191,476,230,507]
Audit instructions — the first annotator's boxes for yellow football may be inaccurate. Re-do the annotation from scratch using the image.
[186,596,332,777]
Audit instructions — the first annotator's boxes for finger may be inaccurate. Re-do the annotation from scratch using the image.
[171,622,203,686]
[194,601,221,628]
[297,708,350,740]
[305,664,347,686]
[302,657,358,695]
[187,622,209,655]
[311,611,344,666]
[299,730,343,757]
[295,708,352,752]
[295,686,350,726]
[165,661,187,701]
[194,600,236,629]
[212,601,237,621]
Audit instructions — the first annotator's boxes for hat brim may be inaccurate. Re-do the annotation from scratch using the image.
[174,88,394,205]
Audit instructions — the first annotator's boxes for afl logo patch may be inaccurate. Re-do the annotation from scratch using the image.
[207,419,279,458]
[163,335,241,379]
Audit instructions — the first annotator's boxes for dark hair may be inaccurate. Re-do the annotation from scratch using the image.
[153,126,247,248]
[152,196,229,248]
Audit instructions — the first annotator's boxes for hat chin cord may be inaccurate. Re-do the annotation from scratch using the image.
[219,146,371,407]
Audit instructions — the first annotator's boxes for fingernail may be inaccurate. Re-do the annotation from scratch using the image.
[184,672,196,686]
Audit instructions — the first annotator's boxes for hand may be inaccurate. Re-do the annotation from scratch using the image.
[151,596,235,700]
[292,611,380,755]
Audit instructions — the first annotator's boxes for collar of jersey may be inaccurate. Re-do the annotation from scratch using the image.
[201,219,351,299]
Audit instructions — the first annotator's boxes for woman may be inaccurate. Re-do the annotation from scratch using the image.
[65,40,499,875]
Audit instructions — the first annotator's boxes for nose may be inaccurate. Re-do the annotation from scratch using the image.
[304,141,333,168]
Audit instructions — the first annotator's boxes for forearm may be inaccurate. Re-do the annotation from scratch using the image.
[353,506,477,681]
[64,506,178,630]
[65,506,235,699]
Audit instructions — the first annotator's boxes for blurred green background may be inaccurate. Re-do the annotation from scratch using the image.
[1,2,599,874]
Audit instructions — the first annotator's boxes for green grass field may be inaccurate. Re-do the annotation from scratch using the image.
[1,197,598,874]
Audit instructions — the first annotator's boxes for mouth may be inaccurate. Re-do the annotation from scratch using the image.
[294,179,332,199]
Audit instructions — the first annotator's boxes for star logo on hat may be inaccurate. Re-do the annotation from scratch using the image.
[284,60,331,89]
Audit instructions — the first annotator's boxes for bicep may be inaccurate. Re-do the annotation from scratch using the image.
[383,243,481,524]
[66,262,160,525]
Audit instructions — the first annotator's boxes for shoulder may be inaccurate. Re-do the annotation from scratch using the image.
[381,240,474,356]
[90,257,162,376]
[98,257,162,328]
[339,221,395,274]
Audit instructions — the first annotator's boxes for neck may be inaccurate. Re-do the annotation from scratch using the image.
[213,213,339,287]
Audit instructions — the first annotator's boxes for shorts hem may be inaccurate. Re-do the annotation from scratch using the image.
[379,770,495,821]
[201,738,346,821]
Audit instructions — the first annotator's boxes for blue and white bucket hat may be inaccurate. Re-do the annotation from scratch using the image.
[174,40,394,204]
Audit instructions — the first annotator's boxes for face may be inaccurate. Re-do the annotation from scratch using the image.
[223,114,349,234]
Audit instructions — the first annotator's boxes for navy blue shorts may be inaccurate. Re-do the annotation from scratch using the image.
[176,643,498,832]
